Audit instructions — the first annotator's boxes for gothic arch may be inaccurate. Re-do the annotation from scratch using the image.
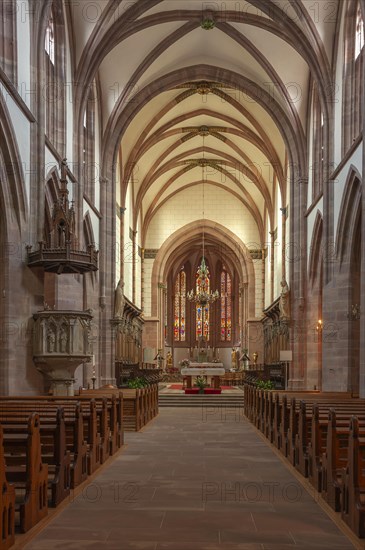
[150,220,256,319]
[83,211,95,248]
[75,1,333,139]
[307,211,324,389]
[308,211,324,287]
[142,180,265,246]
[342,0,364,154]
[333,166,362,395]
[336,166,362,266]
[0,93,27,229]
[102,65,307,179]
[0,94,28,394]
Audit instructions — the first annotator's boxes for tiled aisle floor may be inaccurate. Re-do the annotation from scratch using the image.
[25,407,355,550]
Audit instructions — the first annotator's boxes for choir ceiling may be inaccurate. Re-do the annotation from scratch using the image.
[69,0,340,242]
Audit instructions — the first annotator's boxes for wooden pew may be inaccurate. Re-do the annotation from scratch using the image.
[123,389,141,431]
[0,397,107,475]
[308,406,365,493]
[80,384,159,433]
[321,409,361,511]
[2,413,48,533]
[294,400,365,479]
[78,389,124,449]
[0,424,15,550]
[243,384,365,539]
[0,407,71,507]
[341,416,365,538]
[0,400,88,488]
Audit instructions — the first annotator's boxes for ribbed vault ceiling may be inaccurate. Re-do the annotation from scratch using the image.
[70,0,340,245]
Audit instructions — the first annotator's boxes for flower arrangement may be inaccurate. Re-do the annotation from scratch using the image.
[179,359,190,368]
[195,376,209,392]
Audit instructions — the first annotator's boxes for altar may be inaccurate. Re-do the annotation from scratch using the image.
[181,363,225,389]
[189,362,224,369]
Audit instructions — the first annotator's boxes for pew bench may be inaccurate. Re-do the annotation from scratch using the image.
[307,406,365,492]
[2,414,48,533]
[0,424,15,550]
[0,401,88,488]
[0,407,71,507]
[340,417,365,538]
[322,410,365,513]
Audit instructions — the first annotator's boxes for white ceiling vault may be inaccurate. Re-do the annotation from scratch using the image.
[69,0,340,246]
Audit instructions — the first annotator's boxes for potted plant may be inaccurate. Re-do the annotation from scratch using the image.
[195,376,208,394]
[127,377,148,389]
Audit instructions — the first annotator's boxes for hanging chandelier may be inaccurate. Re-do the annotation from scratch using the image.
[187,257,219,305]
[187,135,220,307]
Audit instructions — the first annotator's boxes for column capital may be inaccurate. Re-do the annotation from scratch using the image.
[280,206,288,217]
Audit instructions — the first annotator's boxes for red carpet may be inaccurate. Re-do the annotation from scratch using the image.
[168,384,236,390]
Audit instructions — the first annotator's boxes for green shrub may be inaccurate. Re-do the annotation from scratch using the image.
[127,377,149,389]
[256,380,275,390]
[194,376,209,390]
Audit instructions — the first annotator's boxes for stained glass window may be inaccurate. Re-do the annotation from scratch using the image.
[220,267,232,341]
[45,11,55,64]
[355,5,364,59]
[195,260,210,341]
[174,269,186,341]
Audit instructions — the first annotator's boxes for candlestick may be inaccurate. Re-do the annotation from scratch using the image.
[91,366,96,390]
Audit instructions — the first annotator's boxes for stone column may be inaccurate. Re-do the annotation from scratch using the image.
[158,283,167,351]
[99,175,116,387]
[132,229,137,304]
[360,60,365,397]
[280,207,287,282]
[269,231,275,304]
[119,207,126,281]
[289,175,308,390]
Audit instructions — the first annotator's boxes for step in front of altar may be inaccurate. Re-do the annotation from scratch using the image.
[158,393,244,408]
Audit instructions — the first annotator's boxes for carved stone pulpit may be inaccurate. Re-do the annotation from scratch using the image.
[33,310,93,395]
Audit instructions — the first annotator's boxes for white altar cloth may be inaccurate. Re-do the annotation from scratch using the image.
[188,362,224,369]
[181,367,225,376]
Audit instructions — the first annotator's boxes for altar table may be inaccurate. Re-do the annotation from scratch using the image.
[189,362,224,369]
[181,366,225,389]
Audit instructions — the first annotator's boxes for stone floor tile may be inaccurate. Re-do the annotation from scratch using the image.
[24,408,356,550]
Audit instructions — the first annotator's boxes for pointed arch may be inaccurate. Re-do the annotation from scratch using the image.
[150,220,256,319]
[44,0,66,153]
[336,166,362,266]
[308,211,323,287]
[83,211,95,248]
[0,93,27,229]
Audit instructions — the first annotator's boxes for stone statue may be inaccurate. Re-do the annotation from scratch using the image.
[47,328,56,353]
[114,280,125,319]
[166,351,173,369]
[231,348,237,370]
[279,279,290,320]
[59,326,68,353]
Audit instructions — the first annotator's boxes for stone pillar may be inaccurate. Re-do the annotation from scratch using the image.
[280,207,287,282]
[360,70,365,397]
[289,175,308,390]
[132,229,137,304]
[99,175,116,387]
[158,283,167,351]
[269,231,275,304]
